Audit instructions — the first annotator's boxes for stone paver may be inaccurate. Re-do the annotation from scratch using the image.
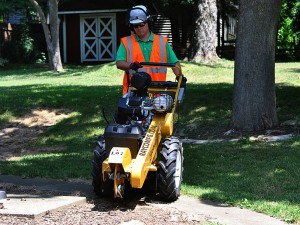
[0,193,86,218]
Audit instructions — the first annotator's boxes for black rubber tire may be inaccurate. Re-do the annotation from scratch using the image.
[158,136,183,202]
[91,135,113,196]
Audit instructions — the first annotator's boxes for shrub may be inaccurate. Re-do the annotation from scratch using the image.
[0,58,9,67]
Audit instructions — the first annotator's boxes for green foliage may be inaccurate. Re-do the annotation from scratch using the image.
[2,25,33,63]
[35,52,47,64]
[1,24,46,64]
[0,0,48,64]
[0,0,29,12]
[277,0,300,60]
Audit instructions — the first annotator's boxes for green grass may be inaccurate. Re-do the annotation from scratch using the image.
[0,61,299,223]
[182,139,300,223]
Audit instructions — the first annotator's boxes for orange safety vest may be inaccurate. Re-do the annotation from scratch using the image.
[120,34,168,95]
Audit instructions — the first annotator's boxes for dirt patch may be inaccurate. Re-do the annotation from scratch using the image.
[0,108,71,161]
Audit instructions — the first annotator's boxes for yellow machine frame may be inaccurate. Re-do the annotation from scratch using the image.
[102,63,183,198]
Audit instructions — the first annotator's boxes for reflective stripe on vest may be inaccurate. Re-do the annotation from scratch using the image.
[159,35,165,63]
[126,36,133,62]
[130,67,167,74]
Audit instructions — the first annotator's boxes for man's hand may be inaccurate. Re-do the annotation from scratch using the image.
[130,61,142,71]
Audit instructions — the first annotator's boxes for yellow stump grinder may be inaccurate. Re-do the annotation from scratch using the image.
[92,62,186,201]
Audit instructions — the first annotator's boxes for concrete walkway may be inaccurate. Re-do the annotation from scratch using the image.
[0,175,88,218]
[0,175,290,224]
[0,194,86,218]
[164,195,289,225]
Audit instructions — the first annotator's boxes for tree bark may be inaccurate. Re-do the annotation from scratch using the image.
[233,0,282,131]
[29,0,63,72]
[190,0,219,63]
[48,0,63,71]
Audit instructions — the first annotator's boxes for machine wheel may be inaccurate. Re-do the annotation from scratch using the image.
[91,135,113,196]
[158,136,183,202]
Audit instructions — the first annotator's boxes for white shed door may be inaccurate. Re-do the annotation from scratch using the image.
[80,14,116,62]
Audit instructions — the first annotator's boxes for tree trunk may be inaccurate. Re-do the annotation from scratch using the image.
[48,0,63,72]
[29,0,63,72]
[233,0,282,131]
[190,0,219,63]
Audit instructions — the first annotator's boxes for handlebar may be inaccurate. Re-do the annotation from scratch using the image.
[140,62,177,68]
[139,62,182,76]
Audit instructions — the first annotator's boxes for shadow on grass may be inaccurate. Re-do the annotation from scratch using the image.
[0,82,233,179]
[276,85,300,120]
[0,63,117,78]
[0,84,121,119]
[0,80,299,136]
[288,68,300,73]
[186,61,235,69]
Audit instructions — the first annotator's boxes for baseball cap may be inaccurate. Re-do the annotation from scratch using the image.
[129,5,149,24]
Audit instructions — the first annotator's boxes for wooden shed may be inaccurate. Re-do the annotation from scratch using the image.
[58,0,160,64]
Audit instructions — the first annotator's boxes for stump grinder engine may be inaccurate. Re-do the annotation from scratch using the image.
[92,62,186,201]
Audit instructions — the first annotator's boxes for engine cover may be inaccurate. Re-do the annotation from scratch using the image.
[152,94,173,113]
[116,97,143,124]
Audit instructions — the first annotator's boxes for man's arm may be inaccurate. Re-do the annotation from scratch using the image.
[117,61,143,71]
[116,43,131,71]
[116,60,131,71]
[165,43,181,76]
[172,61,181,76]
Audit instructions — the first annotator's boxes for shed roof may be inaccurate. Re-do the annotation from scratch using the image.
[58,0,156,14]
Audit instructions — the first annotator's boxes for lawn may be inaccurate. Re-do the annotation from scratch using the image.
[0,61,299,223]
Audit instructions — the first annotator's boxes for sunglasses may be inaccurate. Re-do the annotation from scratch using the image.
[133,23,146,28]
